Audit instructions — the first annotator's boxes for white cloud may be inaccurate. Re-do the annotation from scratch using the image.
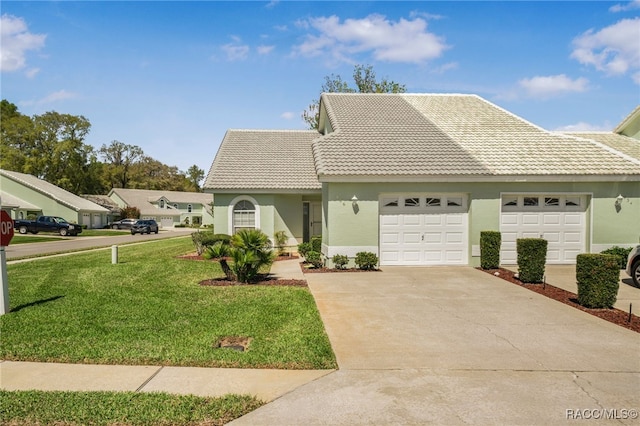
[0,14,46,72]
[293,14,449,64]
[257,45,275,55]
[571,18,640,83]
[21,89,77,106]
[280,111,295,120]
[554,122,613,132]
[518,74,589,99]
[609,0,640,12]
[221,39,249,61]
[25,67,40,79]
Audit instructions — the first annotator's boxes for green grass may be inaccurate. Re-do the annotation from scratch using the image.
[9,235,66,244]
[1,390,263,425]
[80,229,131,237]
[1,237,336,369]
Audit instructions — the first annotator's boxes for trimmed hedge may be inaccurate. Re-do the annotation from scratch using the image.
[516,238,548,283]
[600,246,633,269]
[311,236,322,253]
[576,254,620,308]
[480,231,501,269]
[355,251,378,270]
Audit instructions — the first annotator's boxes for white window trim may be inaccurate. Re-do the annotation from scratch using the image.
[228,195,261,233]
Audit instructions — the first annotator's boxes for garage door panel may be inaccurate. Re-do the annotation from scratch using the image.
[500,195,586,265]
[564,214,582,225]
[379,194,468,266]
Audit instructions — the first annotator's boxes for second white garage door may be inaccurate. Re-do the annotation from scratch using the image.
[380,194,468,266]
[500,194,587,264]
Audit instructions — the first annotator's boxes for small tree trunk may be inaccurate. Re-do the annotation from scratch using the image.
[219,259,235,281]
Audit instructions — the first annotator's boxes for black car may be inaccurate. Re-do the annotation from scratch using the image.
[131,219,159,235]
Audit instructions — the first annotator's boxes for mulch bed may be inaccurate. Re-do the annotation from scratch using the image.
[300,264,381,273]
[199,276,307,287]
[479,267,640,333]
[177,253,298,262]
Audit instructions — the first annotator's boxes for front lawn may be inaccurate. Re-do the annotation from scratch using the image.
[1,237,336,369]
[1,390,262,425]
[9,235,66,244]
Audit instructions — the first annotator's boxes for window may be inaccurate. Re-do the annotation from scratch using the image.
[159,199,165,209]
[404,197,420,207]
[233,200,255,232]
[426,197,441,207]
[383,197,399,207]
[523,197,539,207]
[565,197,581,207]
[187,204,192,213]
[447,197,462,207]
[544,197,559,207]
[503,197,518,207]
[173,203,178,209]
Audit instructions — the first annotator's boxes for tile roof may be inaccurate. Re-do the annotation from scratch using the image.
[0,169,109,212]
[204,130,322,191]
[313,93,640,180]
[108,188,213,216]
[564,132,640,162]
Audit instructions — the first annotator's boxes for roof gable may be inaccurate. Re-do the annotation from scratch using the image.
[204,129,322,191]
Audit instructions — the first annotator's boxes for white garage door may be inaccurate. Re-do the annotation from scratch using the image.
[380,194,468,266]
[160,217,174,228]
[500,194,587,264]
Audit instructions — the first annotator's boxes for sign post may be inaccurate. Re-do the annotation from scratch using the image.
[1,210,15,315]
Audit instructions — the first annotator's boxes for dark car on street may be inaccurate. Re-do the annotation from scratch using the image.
[131,219,159,235]
[110,218,138,230]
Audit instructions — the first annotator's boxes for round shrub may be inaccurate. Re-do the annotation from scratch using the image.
[305,250,324,268]
[298,242,312,257]
[355,251,378,270]
[600,246,633,269]
[332,254,349,270]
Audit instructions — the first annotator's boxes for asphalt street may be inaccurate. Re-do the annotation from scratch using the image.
[4,228,194,260]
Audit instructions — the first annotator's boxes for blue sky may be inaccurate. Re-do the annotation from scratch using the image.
[2,1,639,176]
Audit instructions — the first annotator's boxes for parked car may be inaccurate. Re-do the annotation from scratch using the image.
[131,219,159,235]
[14,216,82,236]
[110,218,138,230]
[626,245,640,287]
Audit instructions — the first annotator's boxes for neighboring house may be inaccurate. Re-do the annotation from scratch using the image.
[107,188,214,228]
[204,93,640,267]
[0,169,109,228]
[80,194,122,225]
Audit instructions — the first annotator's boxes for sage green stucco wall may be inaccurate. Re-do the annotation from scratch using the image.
[1,176,78,222]
[212,193,321,245]
[323,181,640,265]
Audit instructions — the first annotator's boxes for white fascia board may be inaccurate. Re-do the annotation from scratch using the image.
[206,188,322,194]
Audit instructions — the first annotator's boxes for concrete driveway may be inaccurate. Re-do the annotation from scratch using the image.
[232,266,640,425]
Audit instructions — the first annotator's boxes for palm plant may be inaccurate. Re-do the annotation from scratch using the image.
[204,229,274,283]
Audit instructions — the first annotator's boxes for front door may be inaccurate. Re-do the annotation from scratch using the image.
[303,202,322,242]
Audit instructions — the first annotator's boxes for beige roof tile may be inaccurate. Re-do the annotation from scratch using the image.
[205,130,321,191]
[563,132,640,162]
[313,93,640,179]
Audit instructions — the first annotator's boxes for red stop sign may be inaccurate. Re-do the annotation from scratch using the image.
[0,210,14,246]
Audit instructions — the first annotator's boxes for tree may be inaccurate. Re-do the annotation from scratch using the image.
[99,140,144,188]
[186,164,205,191]
[302,64,406,129]
[0,100,36,173]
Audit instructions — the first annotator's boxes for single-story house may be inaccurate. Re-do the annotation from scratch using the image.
[204,93,640,267]
[0,169,110,228]
[108,188,214,228]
